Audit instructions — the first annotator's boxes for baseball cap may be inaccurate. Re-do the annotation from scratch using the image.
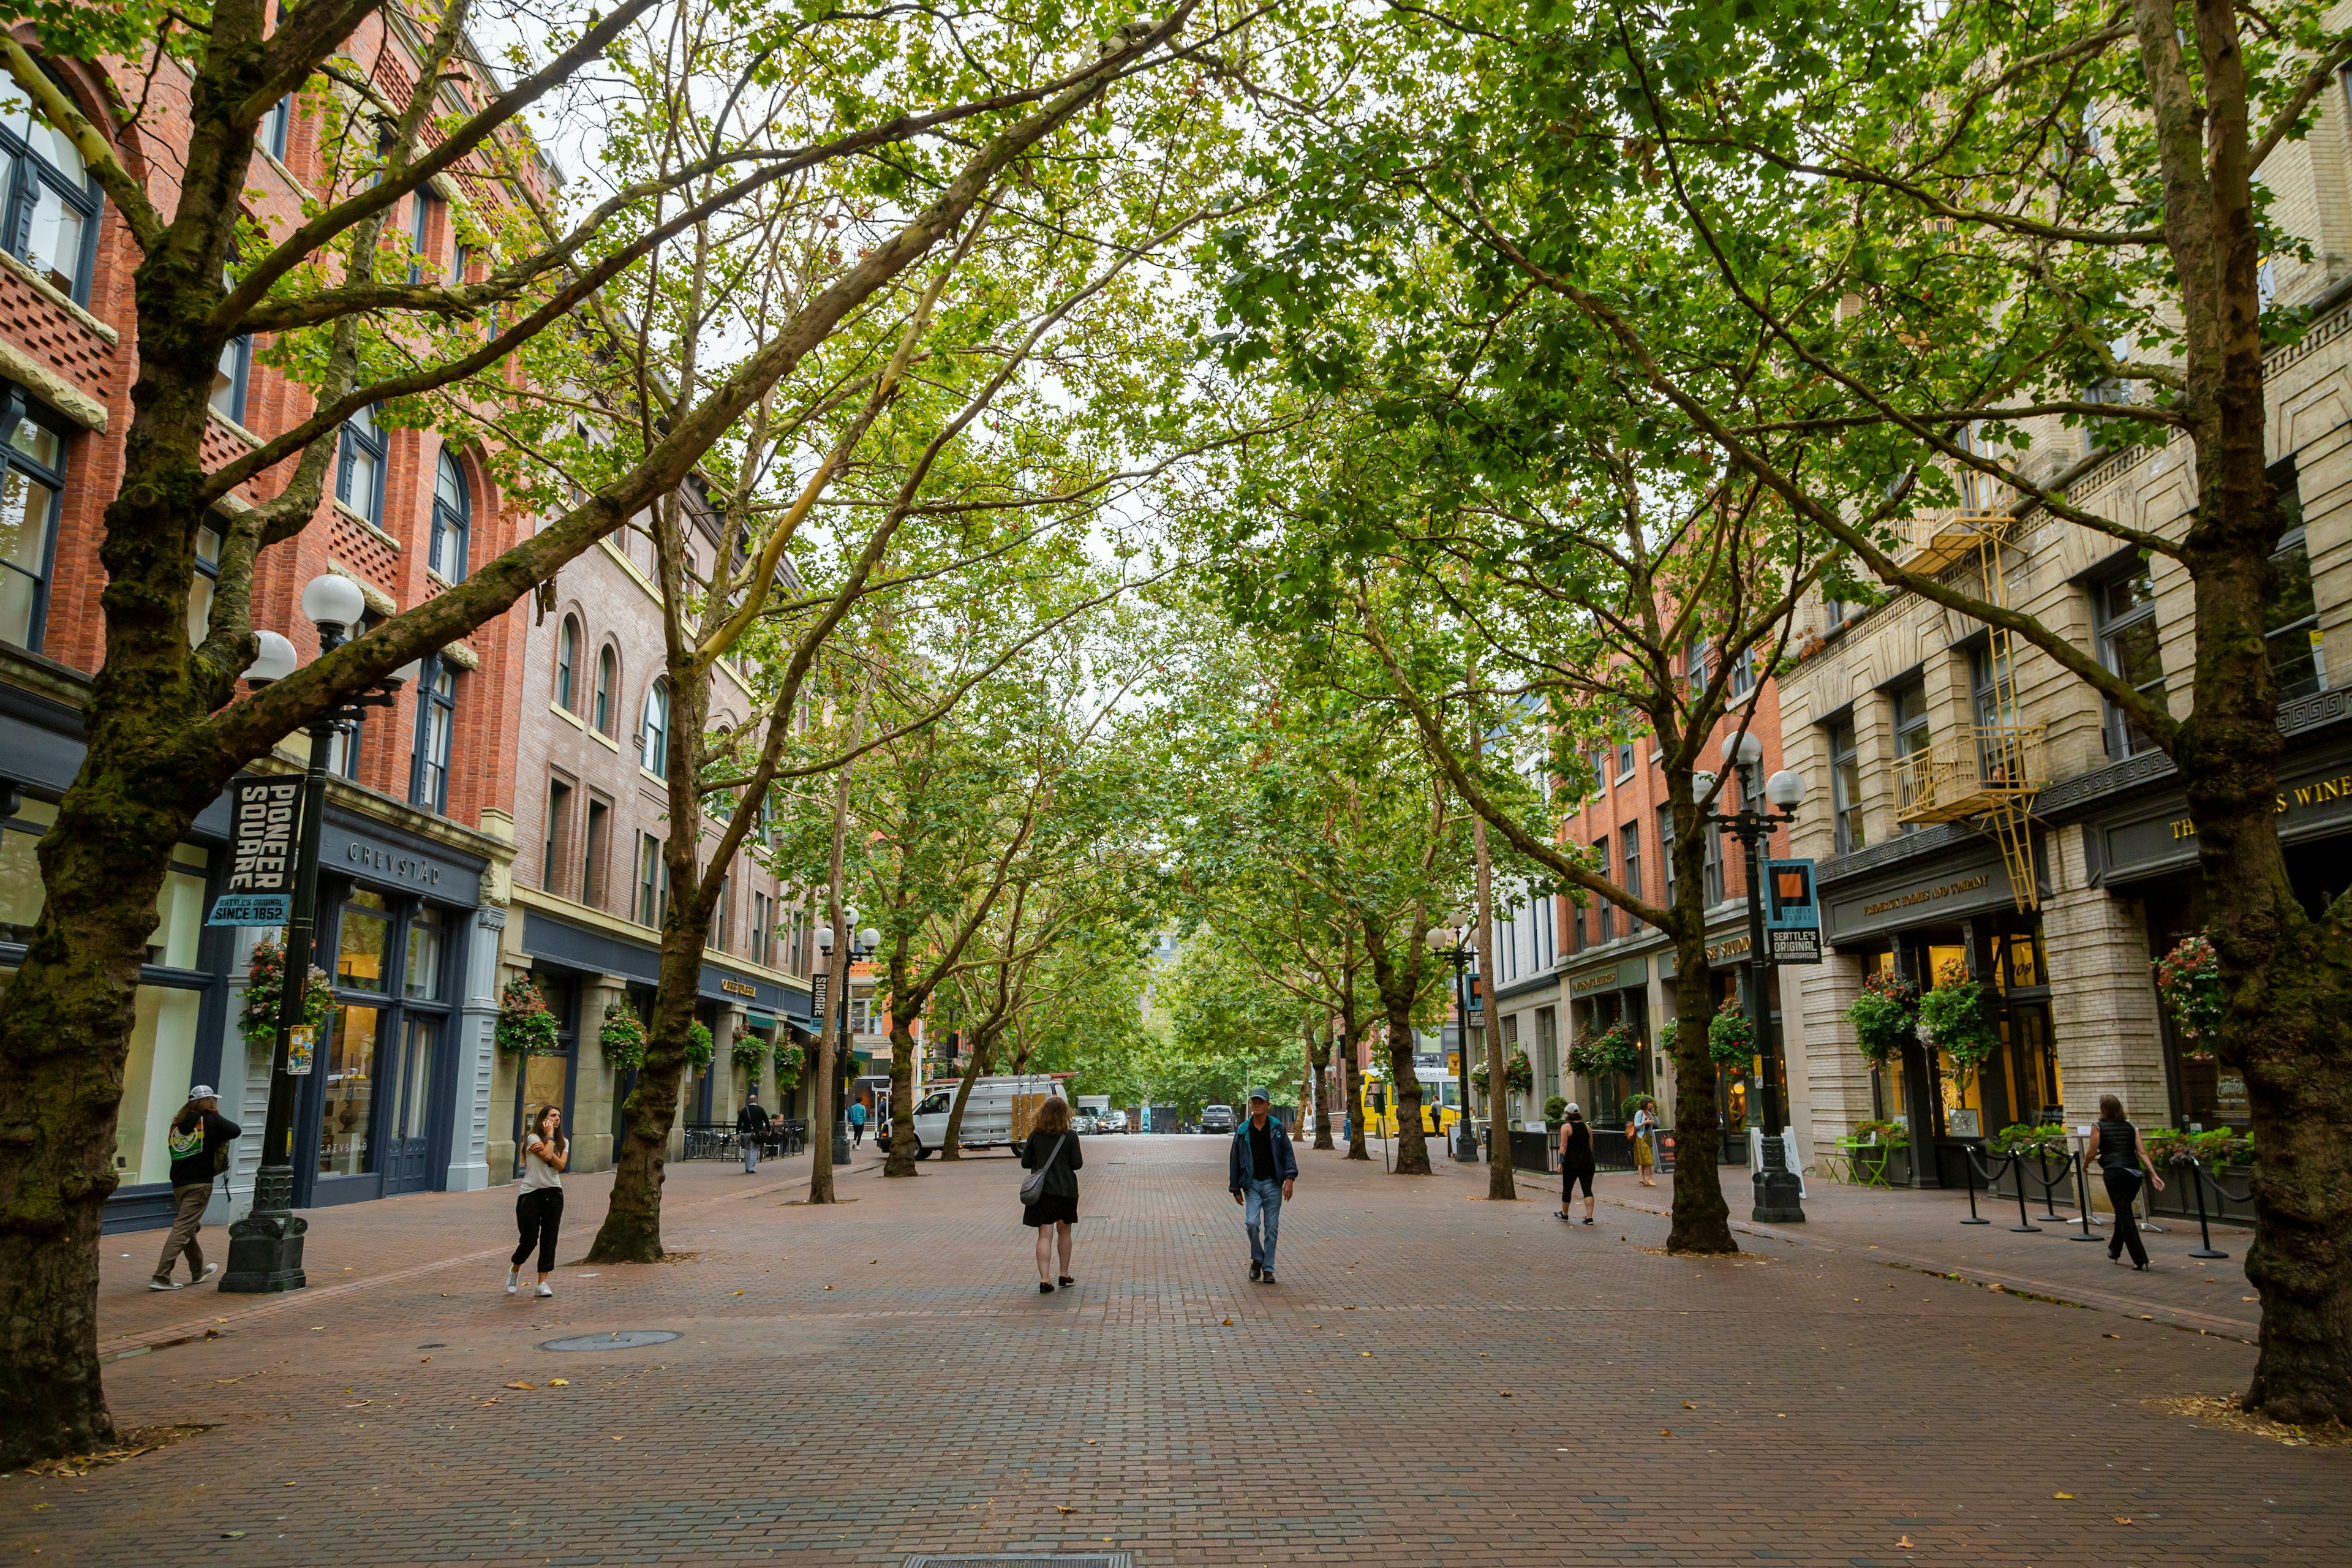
[1246,1087,1269,1104]
[187,1085,217,1101]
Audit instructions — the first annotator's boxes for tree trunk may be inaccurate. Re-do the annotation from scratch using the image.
[1664,803,1734,1254]
[941,1028,995,1159]
[1338,1022,1370,1160]
[1380,1014,1431,1175]
[584,919,707,1262]
[882,943,924,1177]
[1308,1023,1334,1150]
[1472,787,1514,1199]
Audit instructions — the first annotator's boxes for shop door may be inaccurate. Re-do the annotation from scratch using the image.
[383,1016,439,1195]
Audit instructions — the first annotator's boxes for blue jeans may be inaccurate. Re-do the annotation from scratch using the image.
[1244,1178,1284,1272]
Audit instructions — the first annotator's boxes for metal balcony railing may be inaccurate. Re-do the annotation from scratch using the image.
[1893,724,2049,825]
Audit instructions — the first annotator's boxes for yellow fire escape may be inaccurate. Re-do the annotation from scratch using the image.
[1891,480,2048,911]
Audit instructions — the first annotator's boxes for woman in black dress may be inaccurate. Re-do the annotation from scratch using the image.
[1019,1096,1083,1292]
[2093,1093,2165,1270]
[1556,1103,1597,1225]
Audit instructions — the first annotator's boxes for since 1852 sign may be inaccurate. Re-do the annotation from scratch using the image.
[208,777,300,927]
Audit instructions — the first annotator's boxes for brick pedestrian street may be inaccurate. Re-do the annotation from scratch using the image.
[8,1137,2344,1567]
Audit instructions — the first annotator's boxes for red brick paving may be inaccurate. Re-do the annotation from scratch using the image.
[9,1139,2343,1567]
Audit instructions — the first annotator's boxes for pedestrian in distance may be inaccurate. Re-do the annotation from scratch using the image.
[1229,1088,1297,1283]
[737,1090,770,1174]
[1629,1098,1659,1188]
[1018,1095,1082,1292]
[151,1086,239,1290]
[507,1104,568,1298]
[847,1095,869,1148]
[1556,1102,1596,1225]
[2093,1093,2164,1271]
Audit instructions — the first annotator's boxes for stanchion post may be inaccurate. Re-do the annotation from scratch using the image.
[2068,1142,2101,1241]
[2187,1157,2229,1261]
[1961,1144,1989,1224]
[2008,1152,2040,1232]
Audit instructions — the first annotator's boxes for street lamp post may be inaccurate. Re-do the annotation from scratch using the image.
[1701,731,1809,1225]
[815,915,880,1164]
[221,575,419,1293]
[1430,926,1479,1162]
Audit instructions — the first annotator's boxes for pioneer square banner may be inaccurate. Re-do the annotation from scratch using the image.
[210,776,301,925]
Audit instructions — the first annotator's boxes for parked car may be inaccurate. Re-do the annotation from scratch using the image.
[1198,1103,1237,1134]
[1074,1109,1102,1135]
[1104,1109,1129,1133]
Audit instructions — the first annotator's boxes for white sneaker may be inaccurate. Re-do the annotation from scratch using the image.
[533,1282,553,1298]
[148,1278,184,1291]
[505,1269,520,1296]
[201,1262,219,1280]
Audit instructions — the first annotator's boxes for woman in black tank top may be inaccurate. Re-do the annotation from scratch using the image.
[2093,1094,2165,1270]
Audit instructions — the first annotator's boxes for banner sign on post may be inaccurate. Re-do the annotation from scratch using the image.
[210,777,301,926]
[207,892,289,927]
[1765,858,1823,964]
[811,972,828,1017]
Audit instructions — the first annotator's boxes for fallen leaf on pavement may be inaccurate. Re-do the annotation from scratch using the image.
[2052,1492,2073,1499]
[548,1379,568,1387]
[733,1290,744,1296]
[1683,1402,1694,1409]
[1897,1537,1913,1549]
[504,1382,534,1390]
[2116,1517,2132,1525]
[1056,1505,1075,1515]
[1661,1429,1673,1436]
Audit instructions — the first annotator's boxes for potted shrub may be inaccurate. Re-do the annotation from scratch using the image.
[1854,1116,1913,1185]
[494,973,560,1058]
[1917,963,1999,1085]
[1845,969,1918,1067]
[1707,998,1754,1071]
[600,1002,648,1074]
[1542,1095,1568,1131]
[1568,1024,1642,1079]
[2152,933,2224,1060]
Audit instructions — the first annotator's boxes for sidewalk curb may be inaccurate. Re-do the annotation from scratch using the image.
[99,1166,823,1362]
[1597,1193,2260,1340]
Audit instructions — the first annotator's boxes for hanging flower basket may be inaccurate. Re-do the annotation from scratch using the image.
[1568,1023,1642,1079]
[2153,933,2224,1059]
[1502,1049,1534,1095]
[495,973,562,1057]
[730,1023,766,1072]
[772,1040,806,1091]
[1707,998,1754,1070]
[685,1021,716,1072]
[1918,964,1999,1084]
[600,1002,648,1074]
[1845,968,1918,1068]
[239,937,333,1048]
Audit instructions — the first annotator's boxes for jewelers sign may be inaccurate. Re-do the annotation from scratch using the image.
[209,778,300,926]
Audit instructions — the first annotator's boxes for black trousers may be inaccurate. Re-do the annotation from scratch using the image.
[2102,1169,2148,1267]
[513,1186,564,1273]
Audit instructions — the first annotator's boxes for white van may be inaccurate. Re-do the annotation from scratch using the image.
[903,1075,1064,1157]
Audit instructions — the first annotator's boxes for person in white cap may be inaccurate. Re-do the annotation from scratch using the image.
[153,1087,239,1289]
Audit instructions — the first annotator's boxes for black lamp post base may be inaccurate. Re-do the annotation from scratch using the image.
[219,1167,309,1293]
[833,1128,853,1164]
[1752,1167,1806,1224]
[1452,1127,1480,1162]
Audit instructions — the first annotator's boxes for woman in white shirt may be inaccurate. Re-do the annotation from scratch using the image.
[507,1105,569,1299]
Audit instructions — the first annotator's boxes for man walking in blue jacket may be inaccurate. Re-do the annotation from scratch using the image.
[1228,1089,1298,1283]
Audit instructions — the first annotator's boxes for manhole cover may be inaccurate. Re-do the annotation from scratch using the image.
[903,1558,1131,1568]
[537,1329,683,1352]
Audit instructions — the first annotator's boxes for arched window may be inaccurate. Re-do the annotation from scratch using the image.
[431,448,470,580]
[336,404,386,526]
[555,615,579,711]
[1,73,102,303]
[594,644,616,734]
[640,679,669,777]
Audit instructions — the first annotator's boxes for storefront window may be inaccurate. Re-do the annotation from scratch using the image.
[0,794,57,938]
[1,403,68,652]
[149,848,208,967]
[115,986,203,1185]
[405,907,445,998]
[321,1003,380,1175]
[338,889,391,991]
